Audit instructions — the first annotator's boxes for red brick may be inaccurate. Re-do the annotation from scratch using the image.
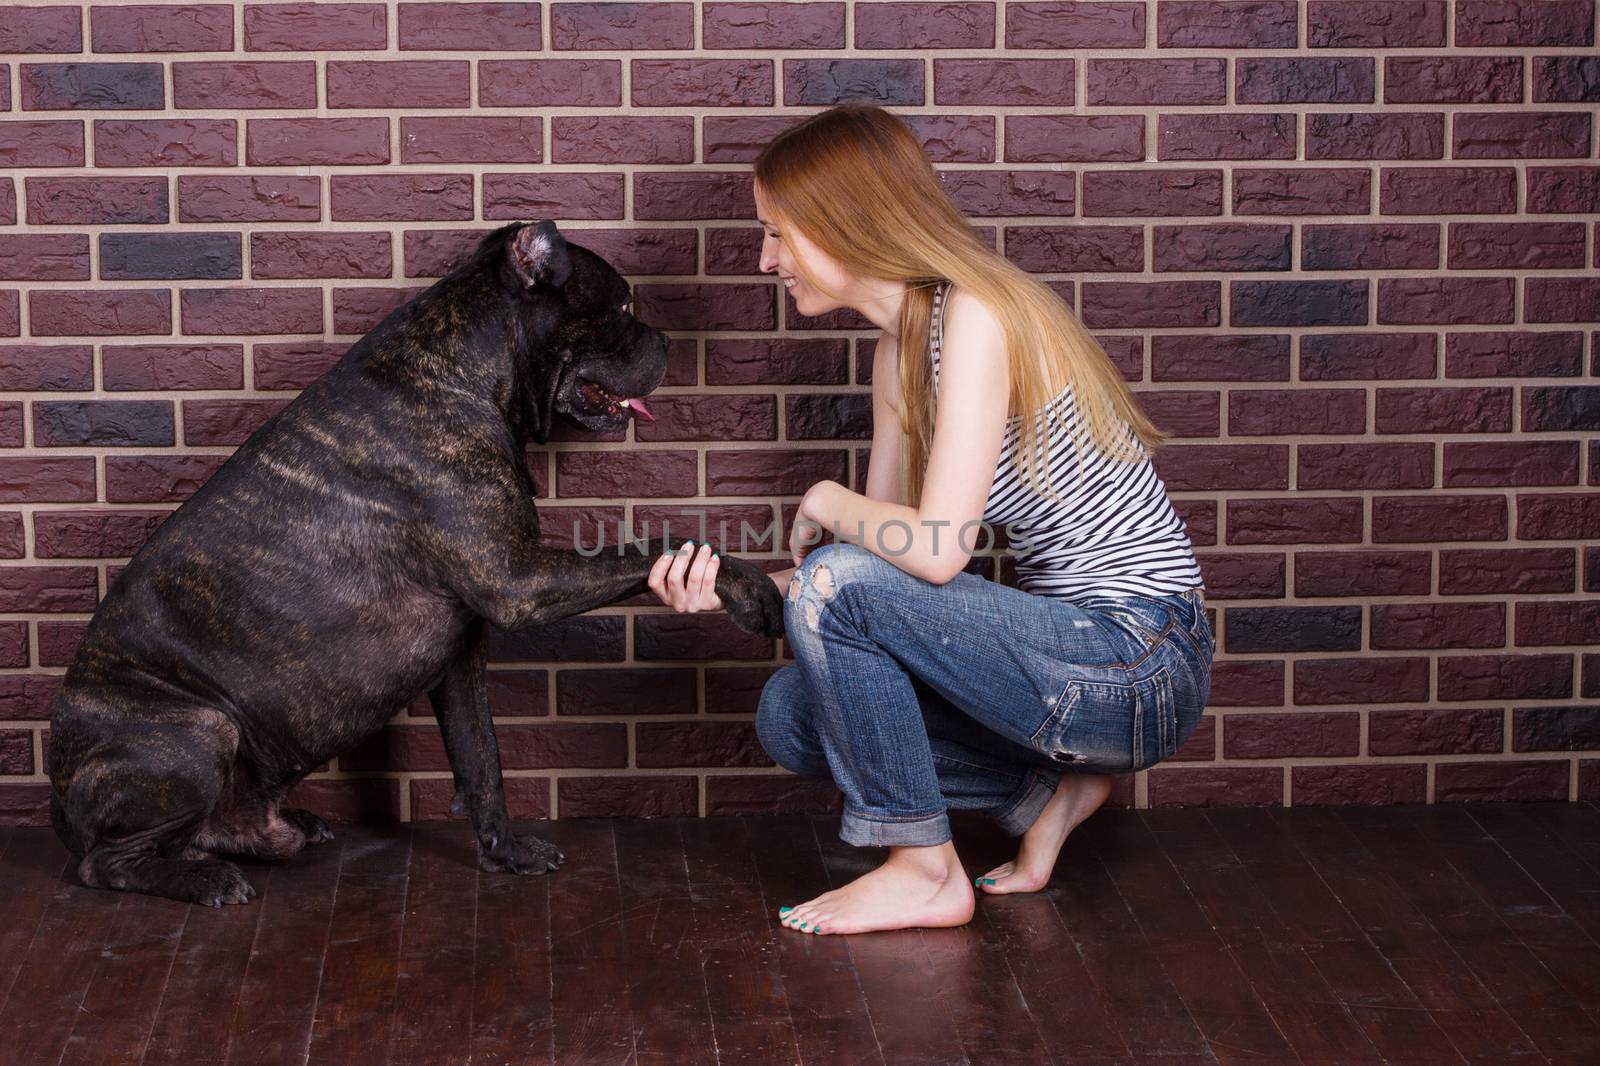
[1307,0,1445,47]
[1385,56,1521,104]
[1517,493,1600,539]
[483,172,623,221]
[1154,224,1292,272]
[1378,278,1515,325]
[1302,223,1439,270]
[0,121,84,167]
[329,175,471,222]
[1528,166,1600,213]
[244,4,387,51]
[180,287,321,336]
[246,117,389,166]
[0,6,84,52]
[490,616,624,664]
[1007,2,1146,48]
[27,176,166,225]
[91,4,233,51]
[855,2,993,47]
[1151,334,1289,382]
[1440,548,1576,595]
[0,458,97,503]
[551,3,693,48]
[0,234,88,282]
[557,775,697,818]
[704,775,842,816]
[637,282,773,332]
[1445,330,1585,378]
[702,2,847,49]
[103,344,243,391]
[1371,602,1505,649]
[1526,278,1600,324]
[638,614,773,664]
[1444,441,1579,488]
[706,339,848,386]
[411,776,549,822]
[631,59,771,107]
[1160,113,1296,161]
[0,783,51,827]
[1084,281,1220,329]
[1515,600,1600,647]
[784,58,924,107]
[30,290,169,337]
[1195,551,1284,598]
[251,231,392,280]
[556,450,697,498]
[707,449,850,497]
[1233,167,1370,216]
[555,667,696,716]
[1228,389,1364,435]
[104,451,227,502]
[633,172,753,220]
[1148,766,1284,807]
[1154,444,1287,491]
[1456,1,1595,47]
[0,566,98,612]
[327,60,469,109]
[0,729,31,774]
[1307,113,1443,160]
[92,118,236,168]
[1294,551,1431,597]
[173,61,316,109]
[1292,764,1427,806]
[1228,497,1364,545]
[1373,494,1506,543]
[1224,711,1360,758]
[397,3,540,49]
[1006,115,1144,164]
[0,516,23,559]
[332,286,423,333]
[478,59,621,107]
[1299,443,1433,490]
[1455,111,1592,159]
[1447,222,1586,270]
[553,116,694,164]
[1209,660,1284,706]
[177,175,319,222]
[1294,657,1430,705]
[182,399,290,446]
[1437,653,1572,701]
[936,58,1074,106]
[33,509,167,559]
[1157,1,1296,47]
[1523,386,1600,432]
[1369,708,1504,756]
[637,721,772,768]
[1082,169,1221,216]
[1434,760,1569,803]
[1380,166,1517,215]
[0,675,63,721]
[253,343,345,390]
[1137,391,1219,438]
[399,117,540,165]
[1007,225,1141,274]
[1514,705,1600,752]
[285,777,400,822]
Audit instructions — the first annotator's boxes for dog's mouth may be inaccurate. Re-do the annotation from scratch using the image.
[574,376,654,423]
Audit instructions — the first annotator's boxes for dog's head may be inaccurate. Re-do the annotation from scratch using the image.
[483,220,669,441]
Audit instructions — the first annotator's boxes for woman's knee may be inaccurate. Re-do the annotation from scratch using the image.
[755,665,820,773]
[785,542,897,635]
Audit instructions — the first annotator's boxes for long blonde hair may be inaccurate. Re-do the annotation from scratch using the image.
[753,103,1167,509]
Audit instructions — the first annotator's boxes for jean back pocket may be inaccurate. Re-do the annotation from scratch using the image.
[1034,666,1179,773]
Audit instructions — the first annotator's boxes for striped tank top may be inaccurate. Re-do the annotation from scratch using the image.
[930,280,1204,601]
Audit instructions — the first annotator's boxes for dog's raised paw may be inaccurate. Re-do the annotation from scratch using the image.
[480,833,564,875]
[280,806,335,844]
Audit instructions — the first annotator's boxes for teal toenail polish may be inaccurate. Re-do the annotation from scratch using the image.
[799,921,808,930]
[779,905,793,914]
[979,878,996,886]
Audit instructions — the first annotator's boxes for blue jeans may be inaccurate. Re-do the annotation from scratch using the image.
[756,542,1214,848]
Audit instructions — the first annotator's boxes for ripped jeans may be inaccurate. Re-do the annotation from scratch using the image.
[756,542,1214,848]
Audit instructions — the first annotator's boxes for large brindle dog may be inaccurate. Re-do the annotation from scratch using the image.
[47,220,785,905]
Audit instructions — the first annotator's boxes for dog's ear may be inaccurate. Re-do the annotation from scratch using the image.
[510,219,572,290]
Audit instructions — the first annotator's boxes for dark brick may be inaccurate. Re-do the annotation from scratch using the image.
[1445,330,1584,378]
[1150,334,1290,383]
[937,58,1074,106]
[1373,494,1507,543]
[557,776,697,818]
[1231,280,1367,327]
[1517,493,1600,540]
[1137,390,1219,437]
[1515,600,1600,647]
[34,509,168,559]
[636,282,772,331]
[1443,441,1579,488]
[1159,113,1296,161]
[1439,548,1576,595]
[1454,111,1592,159]
[180,287,322,335]
[1236,57,1374,103]
[1294,657,1431,704]
[100,232,241,281]
[1009,225,1142,274]
[1195,551,1284,598]
[413,777,548,821]
[489,616,625,664]
[706,339,848,386]
[1225,606,1362,653]
[1082,169,1221,215]
[636,721,771,768]
[1157,1,1296,47]
[1227,497,1364,545]
[706,449,848,496]
[1307,0,1446,47]
[1455,0,1595,47]
[1535,56,1600,103]
[1372,602,1506,649]
[21,62,163,109]
[1233,167,1370,216]
[705,775,842,816]
[1300,331,1436,381]
[1008,115,1145,163]
[103,344,244,392]
[1148,766,1284,807]
[1524,386,1600,431]
[1209,659,1285,706]
[1153,224,1291,272]
[783,58,923,106]
[34,401,174,447]
[1152,444,1287,491]
[1227,389,1364,435]
[1083,281,1220,329]
[1302,223,1439,270]
[1306,113,1443,160]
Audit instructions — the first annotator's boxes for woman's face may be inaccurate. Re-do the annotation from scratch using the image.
[753,182,856,317]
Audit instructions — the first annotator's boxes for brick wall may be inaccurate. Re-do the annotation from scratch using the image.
[0,1,1596,825]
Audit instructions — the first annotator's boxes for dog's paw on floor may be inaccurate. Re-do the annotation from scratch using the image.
[479,833,565,875]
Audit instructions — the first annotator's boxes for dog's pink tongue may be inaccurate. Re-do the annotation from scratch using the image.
[620,397,655,422]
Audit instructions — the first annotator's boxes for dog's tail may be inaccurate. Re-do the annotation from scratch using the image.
[50,791,85,857]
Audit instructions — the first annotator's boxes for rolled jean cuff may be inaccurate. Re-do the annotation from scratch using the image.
[839,806,951,848]
[991,768,1058,837]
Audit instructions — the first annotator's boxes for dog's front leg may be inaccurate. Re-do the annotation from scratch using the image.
[428,617,563,875]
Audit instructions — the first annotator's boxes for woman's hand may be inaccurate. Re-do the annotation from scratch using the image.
[647,541,723,613]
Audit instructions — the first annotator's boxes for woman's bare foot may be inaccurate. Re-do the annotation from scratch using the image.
[777,840,974,936]
[976,773,1112,895]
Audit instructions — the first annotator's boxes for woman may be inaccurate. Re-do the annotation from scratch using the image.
[648,104,1212,936]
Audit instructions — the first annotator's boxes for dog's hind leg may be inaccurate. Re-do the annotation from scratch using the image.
[68,708,259,906]
[429,617,563,875]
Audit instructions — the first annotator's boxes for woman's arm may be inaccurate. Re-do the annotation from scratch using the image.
[793,288,1009,585]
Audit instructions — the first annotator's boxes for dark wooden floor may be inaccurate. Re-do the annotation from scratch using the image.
[2,803,1599,1065]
